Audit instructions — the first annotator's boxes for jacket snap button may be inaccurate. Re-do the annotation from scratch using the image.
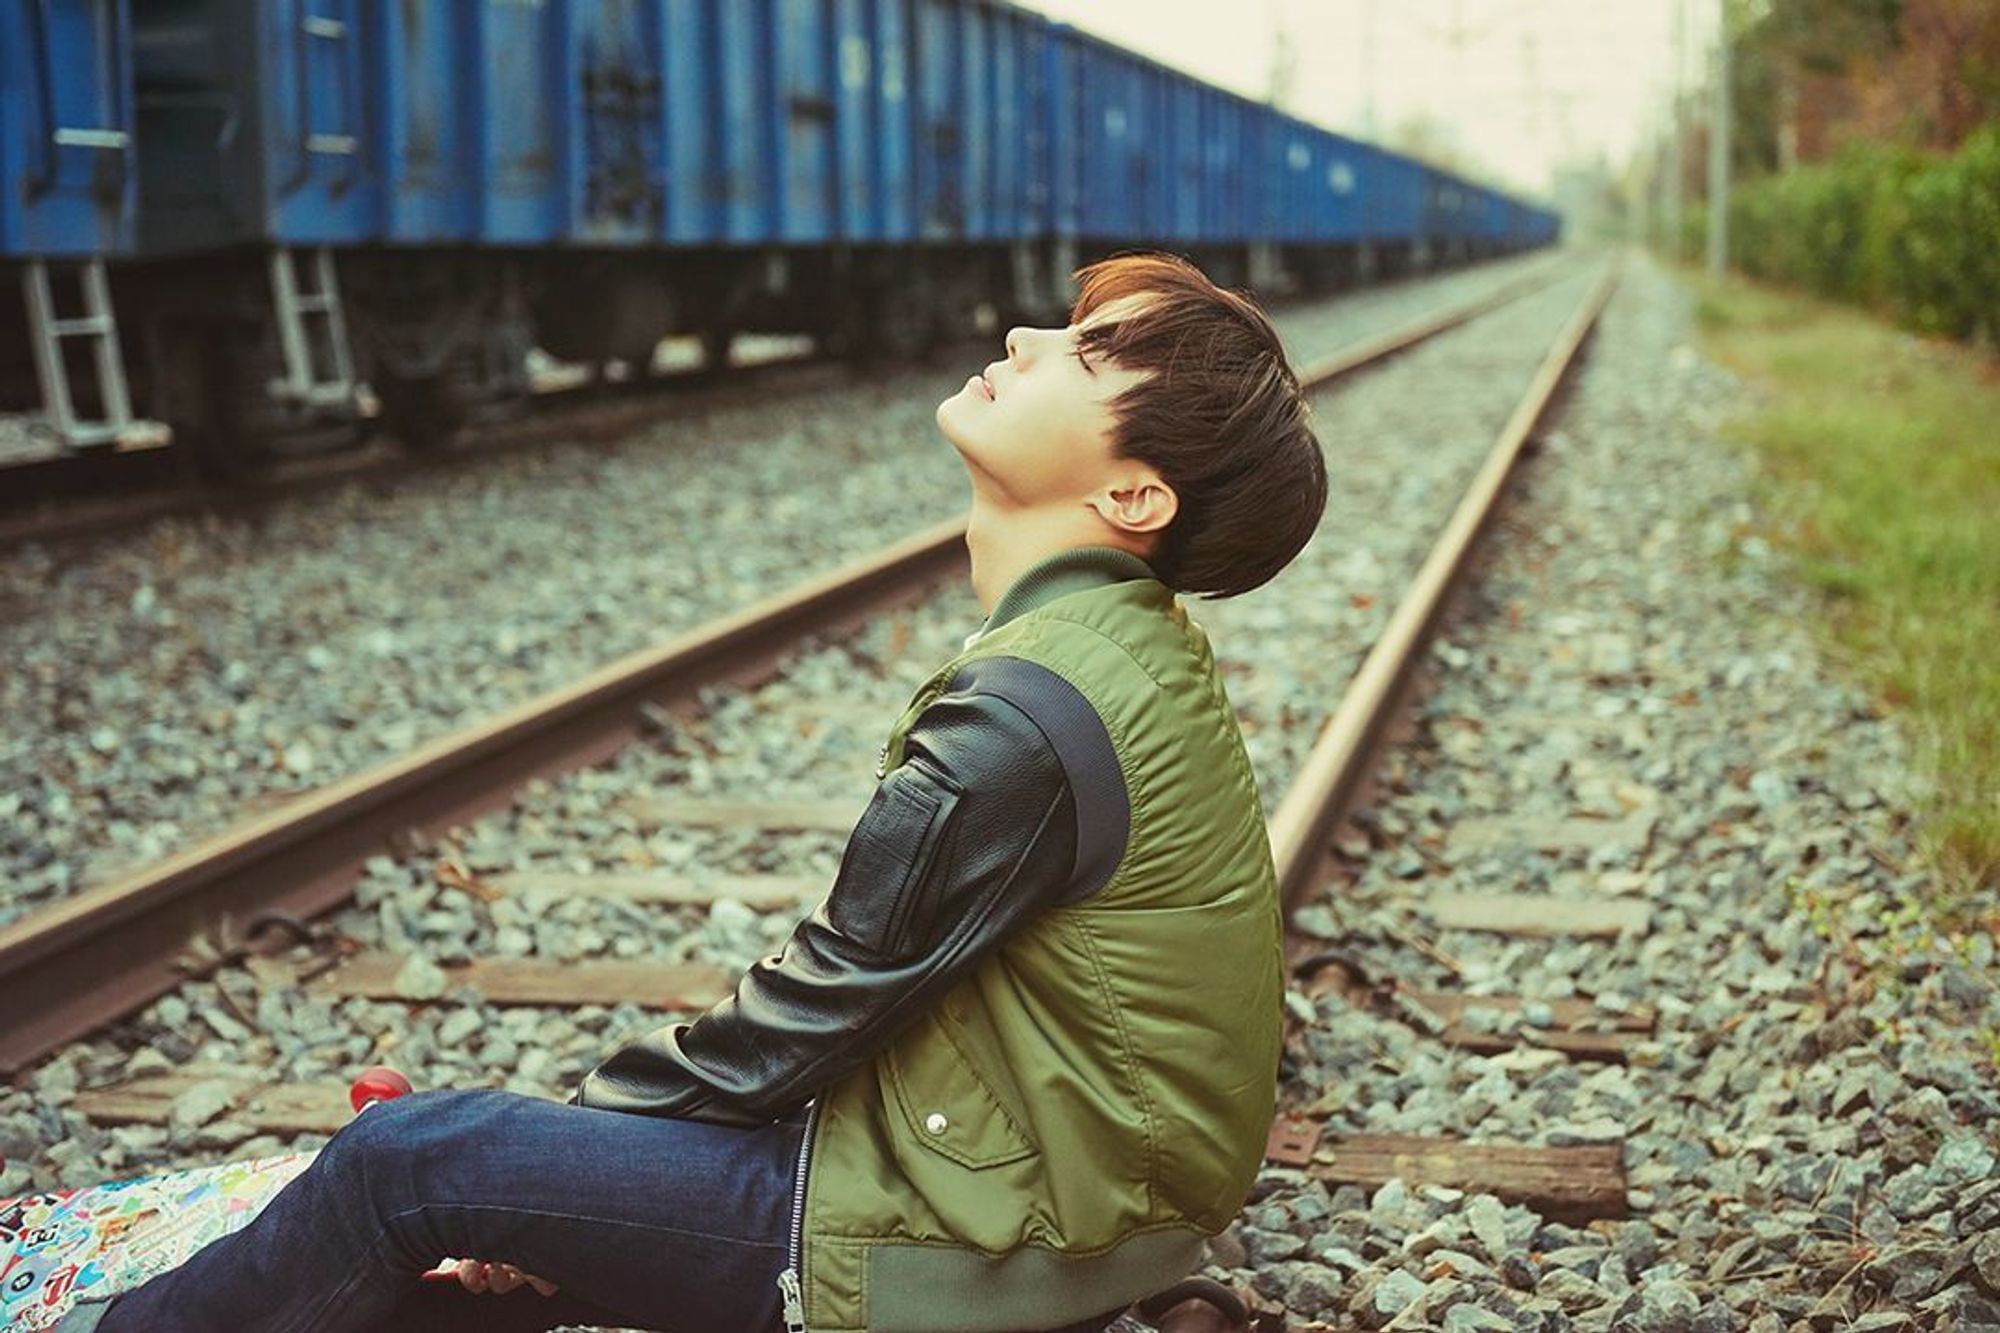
[925,1112,948,1134]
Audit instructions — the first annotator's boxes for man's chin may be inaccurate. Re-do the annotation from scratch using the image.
[934,400,977,449]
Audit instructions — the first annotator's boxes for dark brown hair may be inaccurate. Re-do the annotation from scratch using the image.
[1071,251,1326,600]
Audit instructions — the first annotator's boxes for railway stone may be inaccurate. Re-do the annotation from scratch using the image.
[1240,1224,1307,1264]
[1465,1192,1511,1260]
[1365,1267,1429,1322]
[190,1118,255,1151]
[1248,1261,1295,1303]
[1969,1233,2000,1299]
[435,1007,482,1047]
[1445,1302,1519,1333]
[164,1077,235,1138]
[0,1112,45,1162]
[1605,1278,1699,1333]
[1282,1262,1346,1317]
[389,952,448,1000]
[1204,1226,1248,1269]
[1842,1316,1912,1333]
[1536,1267,1607,1314]
[1501,1252,1541,1290]
[1934,1130,1996,1186]
[1311,1239,1371,1275]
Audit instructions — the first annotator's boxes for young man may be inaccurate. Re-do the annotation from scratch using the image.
[56,250,1325,1333]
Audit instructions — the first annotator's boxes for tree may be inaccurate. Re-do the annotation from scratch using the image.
[1728,0,2000,173]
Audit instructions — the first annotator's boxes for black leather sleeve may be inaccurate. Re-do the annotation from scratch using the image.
[568,662,1126,1126]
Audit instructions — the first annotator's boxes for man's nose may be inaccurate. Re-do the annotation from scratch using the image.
[1005,326,1050,363]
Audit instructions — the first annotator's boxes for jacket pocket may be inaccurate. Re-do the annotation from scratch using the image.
[827,755,962,958]
[886,1009,1039,1170]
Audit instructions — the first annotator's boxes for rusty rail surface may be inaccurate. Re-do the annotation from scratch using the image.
[1267,260,1622,911]
[1292,255,1572,385]
[0,522,963,1073]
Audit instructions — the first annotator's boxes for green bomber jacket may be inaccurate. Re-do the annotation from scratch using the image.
[574,544,1284,1332]
[797,545,1282,1332]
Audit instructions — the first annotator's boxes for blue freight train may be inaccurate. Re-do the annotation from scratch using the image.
[1,0,1562,470]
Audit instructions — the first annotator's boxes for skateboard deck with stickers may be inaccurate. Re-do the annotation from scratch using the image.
[0,1067,469,1330]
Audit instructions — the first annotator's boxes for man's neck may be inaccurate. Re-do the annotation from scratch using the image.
[964,500,1140,617]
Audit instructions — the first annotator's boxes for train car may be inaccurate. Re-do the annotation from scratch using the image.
[1048,23,1267,295]
[358,0,668,434]
[1,0,139,449]
[1419,165,1468,264]
[1354,143,1427,276]
[1265,120,1373,290]
[901,0,1053,335]
[1482,188,1515,257]
[18,0,1561,471]
[116,0,373,468]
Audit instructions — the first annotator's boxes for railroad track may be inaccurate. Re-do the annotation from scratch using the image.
[0,258,1565,554]
[2,259,1622,1287]
[0,340,842,551]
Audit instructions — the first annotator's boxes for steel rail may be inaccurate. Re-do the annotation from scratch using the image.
[0,259,1573,552]
[0,349,844,550]
[0,520,965,1074]
[1292,255,1572,385]
[1266,260,1622,911]
[0,263,1578,1076]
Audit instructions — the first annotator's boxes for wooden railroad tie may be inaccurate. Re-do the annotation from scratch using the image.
[1442,811,1657,857]
[70,1068,444,1138]
[1419,892,1652,939]
[303,953,737,1009]
[1263,1115,1627,1226]
[485,870,825,908]
[1285,940,1657,1063]
[618,795,865,833]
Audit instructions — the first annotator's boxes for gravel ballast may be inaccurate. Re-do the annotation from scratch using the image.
[1201,256,1999,1332]
[10,252,1984,1332]
[0,253,1555,929]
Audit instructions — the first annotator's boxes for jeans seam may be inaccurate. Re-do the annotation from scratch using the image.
[392,1200,790,1251]
[275,1226,397,1333]
[271,1199,785,1333]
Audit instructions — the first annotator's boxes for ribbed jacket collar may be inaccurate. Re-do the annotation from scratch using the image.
[962,544,1159,649]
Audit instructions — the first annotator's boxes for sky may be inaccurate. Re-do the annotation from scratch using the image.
[1014,0,1724,199]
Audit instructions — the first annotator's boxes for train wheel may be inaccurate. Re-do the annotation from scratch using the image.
[157,316,264,485]
[700,327,734,375]
[821,302,867,365]
[869,279,940,366]
[373,369,466,452]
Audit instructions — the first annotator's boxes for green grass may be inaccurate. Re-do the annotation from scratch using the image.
[1685,267,1999,940]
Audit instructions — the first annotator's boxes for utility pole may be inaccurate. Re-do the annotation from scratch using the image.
[1664,0,1685,261]
[1360,0,1379,139]
[1633,146,1652,248]
[1267,0,1299,113]
[1706,1,1730,276]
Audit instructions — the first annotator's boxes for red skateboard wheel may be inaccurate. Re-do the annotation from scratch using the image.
[350,1066,415,1112]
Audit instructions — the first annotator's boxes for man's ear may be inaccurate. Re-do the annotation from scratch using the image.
[1089,474,1178,536]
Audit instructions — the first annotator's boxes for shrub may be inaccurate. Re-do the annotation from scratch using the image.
[1671,125,2000,346]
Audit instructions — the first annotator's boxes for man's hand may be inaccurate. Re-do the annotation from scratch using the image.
[435,1257,561,1296]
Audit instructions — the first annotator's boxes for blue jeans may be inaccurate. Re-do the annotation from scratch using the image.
[67,1088,1129,1333]
[75,1087,803,1333]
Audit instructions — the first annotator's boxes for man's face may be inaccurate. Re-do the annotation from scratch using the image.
[935,296,1155,509]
